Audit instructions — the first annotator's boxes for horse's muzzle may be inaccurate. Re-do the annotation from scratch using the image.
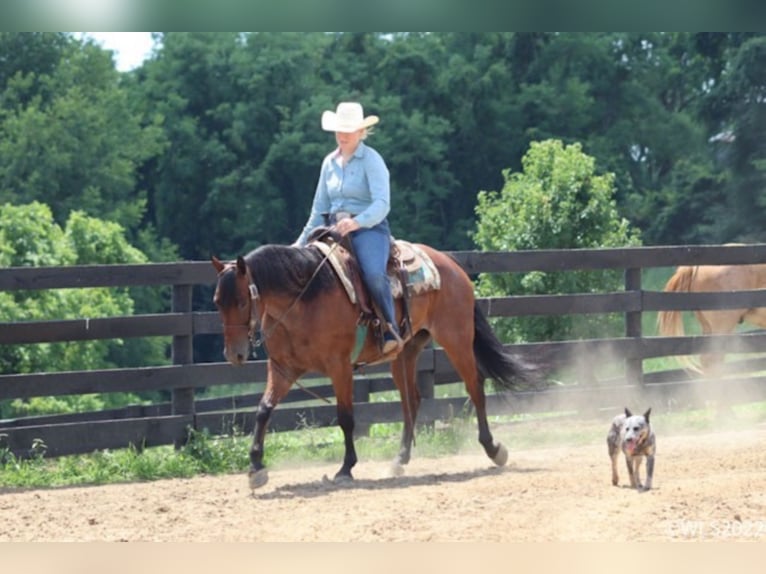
[224,343,251,365]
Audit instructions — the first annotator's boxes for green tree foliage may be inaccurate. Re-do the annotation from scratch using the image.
[0,32,69,107]
[117,32,764,256]
[0,33,166,239]
[473,140,642,342]
[0,202,167,417]
[3,32,763,258]
[702,35,766,243]
[135,32,333,259]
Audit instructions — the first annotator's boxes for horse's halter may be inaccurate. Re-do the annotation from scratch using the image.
[215,262,263,348]
[221,242,340,350]
[245,280,262,346]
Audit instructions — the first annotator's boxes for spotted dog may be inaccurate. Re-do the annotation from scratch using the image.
[607,407,655,491]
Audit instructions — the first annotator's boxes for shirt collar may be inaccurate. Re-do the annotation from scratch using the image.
[333,141,366,160]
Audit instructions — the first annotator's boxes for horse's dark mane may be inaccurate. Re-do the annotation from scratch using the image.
[244,244,337,301]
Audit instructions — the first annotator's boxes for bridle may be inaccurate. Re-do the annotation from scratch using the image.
[242,265,264,348]
[217,241,340,349]
[215,263,262,347]
[216,245,339,404]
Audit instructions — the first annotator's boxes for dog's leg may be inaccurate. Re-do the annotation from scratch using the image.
[625,454,637,488]
[644,454,654,491]
[610,450,620,486]
[633,457,644,490]
[607,420,623,486]
[608,435,620,486]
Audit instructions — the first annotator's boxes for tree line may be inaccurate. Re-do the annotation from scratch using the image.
[1,32,764,385]
[2,32,764,260]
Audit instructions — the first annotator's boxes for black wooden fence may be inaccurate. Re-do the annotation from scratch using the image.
[3,243,766,458]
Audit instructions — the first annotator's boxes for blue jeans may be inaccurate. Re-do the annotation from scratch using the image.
[350,219,398,335]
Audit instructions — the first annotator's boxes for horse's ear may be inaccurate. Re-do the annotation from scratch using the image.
[211,255,225,273]
[236,255,247,275]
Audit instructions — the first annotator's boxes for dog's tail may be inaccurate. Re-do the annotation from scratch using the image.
[656,266,701,372]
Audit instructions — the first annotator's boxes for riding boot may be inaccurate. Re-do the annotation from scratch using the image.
[382,322,403,355]
[349,225,401,356]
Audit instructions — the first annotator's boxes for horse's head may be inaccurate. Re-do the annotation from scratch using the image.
[212,255,256,365]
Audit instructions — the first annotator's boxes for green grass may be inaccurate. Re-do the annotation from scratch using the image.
[4,401,766,490]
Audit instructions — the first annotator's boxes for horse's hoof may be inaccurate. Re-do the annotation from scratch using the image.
[333,472,354,485]
[492,443,509,466]
[388,461,405,478]
[322,473,353,486]
[248,468,269,490]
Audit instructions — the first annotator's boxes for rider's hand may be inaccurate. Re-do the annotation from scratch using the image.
[335,218,361,236]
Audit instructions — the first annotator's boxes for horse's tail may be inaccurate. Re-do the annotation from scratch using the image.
[656,265,701,372]
[473,302,543,392]
[657,266,694,337]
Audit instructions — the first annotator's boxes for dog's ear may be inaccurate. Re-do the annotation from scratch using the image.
[624,407,632,417]
[644,407,651,422]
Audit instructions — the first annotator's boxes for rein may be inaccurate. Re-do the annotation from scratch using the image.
[242,242,340,405]
[249,241,339,348]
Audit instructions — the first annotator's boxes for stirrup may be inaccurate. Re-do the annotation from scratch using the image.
[382,323,403,355]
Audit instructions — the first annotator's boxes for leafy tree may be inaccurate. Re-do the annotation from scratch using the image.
[0,202,167,417]
[0,32,69,107]
[473,139,642,343]
[0,33,165,237]
[703,35,766,243]
[135,32,332,259]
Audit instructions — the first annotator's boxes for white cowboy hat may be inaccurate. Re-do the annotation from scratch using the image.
[321,102,379,133]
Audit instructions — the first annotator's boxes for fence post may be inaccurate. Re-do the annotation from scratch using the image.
[624,267,644,385]
[172,283,195,447]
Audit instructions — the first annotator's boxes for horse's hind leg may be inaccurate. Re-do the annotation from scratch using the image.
[389,330,431,477]
[698,310,743,417]
[434,327,505,466]
[697,310,741,377]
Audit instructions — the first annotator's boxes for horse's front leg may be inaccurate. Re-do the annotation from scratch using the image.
[248,398,275,489]
[249,360,297,490]
[330,364,357,483]
[334,403,357,482]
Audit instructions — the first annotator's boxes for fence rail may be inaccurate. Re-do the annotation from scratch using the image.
[3,244,766,458]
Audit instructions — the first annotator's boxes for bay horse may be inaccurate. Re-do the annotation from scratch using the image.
[212,236,542,490]
[657,263,766,374]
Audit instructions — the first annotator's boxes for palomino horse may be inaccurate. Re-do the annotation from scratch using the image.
[212,236,542,490]
[657,263,766,374]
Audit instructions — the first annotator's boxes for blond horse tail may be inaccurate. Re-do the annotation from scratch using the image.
[657,266,701,372]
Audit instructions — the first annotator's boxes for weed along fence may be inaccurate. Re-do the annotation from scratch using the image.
[3,244,766,459]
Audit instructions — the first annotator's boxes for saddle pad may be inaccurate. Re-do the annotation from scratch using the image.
[311,240,357,303]
[389,241,441,298]
[311,239,441,304]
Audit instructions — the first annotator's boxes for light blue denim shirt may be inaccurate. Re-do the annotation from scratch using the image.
[295,141,390,246]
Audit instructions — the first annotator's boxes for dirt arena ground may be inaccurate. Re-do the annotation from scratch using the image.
[2,420,766,542]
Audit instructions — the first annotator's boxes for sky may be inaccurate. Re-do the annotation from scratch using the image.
[81,32,155,71]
